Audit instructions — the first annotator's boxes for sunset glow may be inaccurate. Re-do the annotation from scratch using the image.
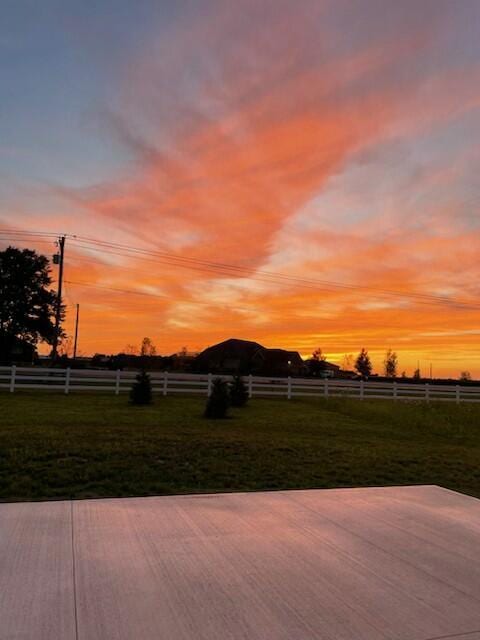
[1,0,479,377]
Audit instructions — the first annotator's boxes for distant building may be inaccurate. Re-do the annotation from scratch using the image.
[194,339,263,374]
[252,348,306,377]
[0,333,37,365]
[336,369,357,380]
[194,338,307,376]
[88,350,198,372]
[319,361,341,378]
[90,353,169,371]
[167,351,198,372]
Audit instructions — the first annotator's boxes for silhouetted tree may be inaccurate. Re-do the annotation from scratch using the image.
[130,370,153,405]
[139,337,157,369]
[0,246,62,363]
[204,378,229,418]
[412,368,421,380]
[58,336,73,358]
[355,348,372,379]
[308,347,327,376]
[459,371,472,382]
[383,349,398,378]
[124,344,139,355]
[229,375,249,407]
[140,337,157,357]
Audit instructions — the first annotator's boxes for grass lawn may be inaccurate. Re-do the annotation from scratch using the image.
[1,392,479,502]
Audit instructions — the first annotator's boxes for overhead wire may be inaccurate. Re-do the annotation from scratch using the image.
[71,234,468,304]
[68,236,479,311]
[65,242,476,311]
[2,228,479,311]
[64,279,257,314]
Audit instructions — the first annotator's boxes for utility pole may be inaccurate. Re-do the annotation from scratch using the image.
[51,235,66,361]
[73,303,79,360]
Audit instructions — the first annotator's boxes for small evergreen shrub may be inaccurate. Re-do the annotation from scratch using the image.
[130,370,153,405]
[204,377,229,419]
[229,375,249,407]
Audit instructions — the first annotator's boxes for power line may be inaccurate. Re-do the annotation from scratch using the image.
[68,243,342,297]
[73,235,451,302]
[65,279,255,314]
[2,229,479,311]
[67,242,480,312]
[0,228,465,302]
[66,280,171,299]
[69,236,479,311]
[0,230,60,240]
[72,235,471,306]
[0,238,58,246]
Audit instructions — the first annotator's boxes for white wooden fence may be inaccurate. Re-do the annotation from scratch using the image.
[1,366,479,403]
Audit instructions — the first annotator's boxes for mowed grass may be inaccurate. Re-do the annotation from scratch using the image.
[1,392,479,502]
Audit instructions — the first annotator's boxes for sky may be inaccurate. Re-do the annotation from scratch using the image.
[1,0,480,377]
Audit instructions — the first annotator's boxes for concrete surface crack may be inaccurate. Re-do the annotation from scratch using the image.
[70,501,80,640]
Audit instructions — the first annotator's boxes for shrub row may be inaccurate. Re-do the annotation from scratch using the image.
[130,372,248,419]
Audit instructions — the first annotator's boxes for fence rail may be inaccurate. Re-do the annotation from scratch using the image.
[1,366,479,403]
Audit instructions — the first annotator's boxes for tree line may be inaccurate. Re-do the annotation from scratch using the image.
[308,346,398,379]
[311,346,473,382]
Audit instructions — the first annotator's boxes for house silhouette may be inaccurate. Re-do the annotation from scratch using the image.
[194,338,307,376]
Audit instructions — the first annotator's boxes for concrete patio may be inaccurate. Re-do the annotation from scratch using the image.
[1,486,480,640]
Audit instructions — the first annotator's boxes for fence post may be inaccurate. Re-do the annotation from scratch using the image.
[248,374,253,398]
[10,365,16,393]
[163,371,168,397]
[115,369,121,395]
[207,373,212,397]
[360,379,364,400]
[287,376,292,400]
[393,381,397,401]
[425,383,430,403]
[455,384,460,404]
[324,378,329,399]
[65,367,71,395]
